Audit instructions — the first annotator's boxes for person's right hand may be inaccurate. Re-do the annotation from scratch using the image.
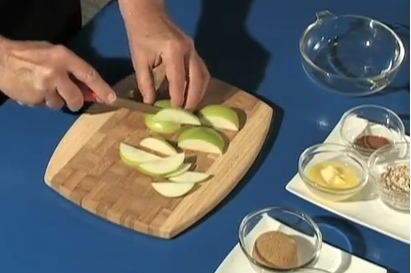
[0,39,117,111]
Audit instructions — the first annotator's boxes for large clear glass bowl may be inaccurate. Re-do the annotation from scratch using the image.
[300,10,405,96]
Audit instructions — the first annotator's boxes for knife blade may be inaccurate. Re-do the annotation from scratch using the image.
[83,89,161,114]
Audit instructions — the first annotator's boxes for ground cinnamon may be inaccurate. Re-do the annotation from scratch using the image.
[354,135,391,151]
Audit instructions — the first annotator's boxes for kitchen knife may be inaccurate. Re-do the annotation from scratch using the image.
[83,89,161,114]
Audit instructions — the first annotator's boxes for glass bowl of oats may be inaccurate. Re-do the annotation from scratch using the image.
[368,141,410,212]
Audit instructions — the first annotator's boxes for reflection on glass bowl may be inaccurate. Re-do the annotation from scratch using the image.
[300,10,405,96]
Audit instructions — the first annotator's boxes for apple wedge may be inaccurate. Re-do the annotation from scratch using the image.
[165,163,192,178]
[199,105,240,131]
[137,153,185,176]
[151,182,194,198]
[154,99,172,108]
[144,114,180,134]
[178,127,226,155]
[119,142,160,166]
[140,137,177,156]
[169,171,211,183]
[152,108,201,126]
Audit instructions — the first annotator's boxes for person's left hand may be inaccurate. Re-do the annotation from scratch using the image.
[119,1,210,110]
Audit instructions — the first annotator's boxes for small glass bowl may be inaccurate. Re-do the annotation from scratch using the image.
[239,207,323,273]
[298,143,368,202]
[340,104,406,157]
[300,10,405,96]
[368,141,410,212]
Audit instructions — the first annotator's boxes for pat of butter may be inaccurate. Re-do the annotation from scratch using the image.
[320,165,337,183]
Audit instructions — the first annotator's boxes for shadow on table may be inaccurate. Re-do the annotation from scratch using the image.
[194,0,271,93]
[173,0,282,237]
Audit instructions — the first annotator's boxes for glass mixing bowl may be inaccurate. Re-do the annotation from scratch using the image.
[239,207,323,273]
[299,10,405,96]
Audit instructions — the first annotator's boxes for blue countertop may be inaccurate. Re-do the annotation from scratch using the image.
[0,0,409,272]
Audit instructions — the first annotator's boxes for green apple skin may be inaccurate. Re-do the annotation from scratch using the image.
[177,127,226,155]
[151,182,194,198]
[154,100,172,108]
[140,136,178,156]
[144,114,180,134]
[165,163,192,178]
[153,108,201,125]
[199,105,240,131]
[119,142,160,166]
[136,153,185,177]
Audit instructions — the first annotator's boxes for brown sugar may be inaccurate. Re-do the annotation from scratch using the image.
[252,231,298,269]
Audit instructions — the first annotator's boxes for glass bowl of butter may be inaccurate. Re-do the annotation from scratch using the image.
[298,143,369,201]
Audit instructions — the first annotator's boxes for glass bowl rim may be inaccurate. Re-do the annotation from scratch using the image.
[299,11,406,81]
[339,104,406,148]
[367,140,410,197]
[298,143,369,193]
[238,206,323,272]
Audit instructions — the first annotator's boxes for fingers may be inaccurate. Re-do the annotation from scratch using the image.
[55,74,84,111]
[135,60,156,104]
[163,52,186,108]
[184,53,209,110]
[56,46,117,104]
[45,91,65,110]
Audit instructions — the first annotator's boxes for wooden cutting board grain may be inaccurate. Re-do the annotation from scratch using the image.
[44,72,273,239]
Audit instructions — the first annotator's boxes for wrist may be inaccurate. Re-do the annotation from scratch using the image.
[119,0,168,26]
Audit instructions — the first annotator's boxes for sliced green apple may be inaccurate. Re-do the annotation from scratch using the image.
[140,137,177,156]
[165,163,192,178]
[144,114,180,134]
[169,171,211,183]
[199,105,240,131]
[152,108,201,125]
[138,153,185,176]
[154,99,172,108]
[178,127,226,155]
[119,142,160,166]
[151,182,194,198]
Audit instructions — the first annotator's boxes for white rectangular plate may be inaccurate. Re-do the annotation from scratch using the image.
[286,116,410,244]
[214,213,387,273]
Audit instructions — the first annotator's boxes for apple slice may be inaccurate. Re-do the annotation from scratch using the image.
[119,142,160,166]
[154,99,172,108]
[165,163,192,178]
[169,171,211,183]
[178,127,226,155]
[140,137,177,156]
[138,153,185,176]
[152,108,201,125]
[151,182,194,198]
[144,114,180,134]
[199,105,240,131]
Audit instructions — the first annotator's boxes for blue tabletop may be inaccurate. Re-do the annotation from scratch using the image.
[0,0,409,272]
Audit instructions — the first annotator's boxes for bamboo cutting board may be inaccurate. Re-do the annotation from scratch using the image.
[44,72,273,239]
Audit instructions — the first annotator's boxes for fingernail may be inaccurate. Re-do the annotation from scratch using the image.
[107,93,117,103]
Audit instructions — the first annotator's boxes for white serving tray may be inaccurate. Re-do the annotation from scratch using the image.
[214,213,387,273]
[286,116,410,244]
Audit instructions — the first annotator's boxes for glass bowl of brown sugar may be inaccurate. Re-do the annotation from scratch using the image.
[238,207,323,272]
[368,141,410,212]
[339,104,406,157]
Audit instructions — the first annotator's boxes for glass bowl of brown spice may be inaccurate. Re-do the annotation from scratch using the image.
[238,207,323,272]
[368,141,410,212]
[339,105,405,157]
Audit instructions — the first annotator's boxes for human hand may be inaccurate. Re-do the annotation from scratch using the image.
[119,1,210,110]
[0,39,117,111]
